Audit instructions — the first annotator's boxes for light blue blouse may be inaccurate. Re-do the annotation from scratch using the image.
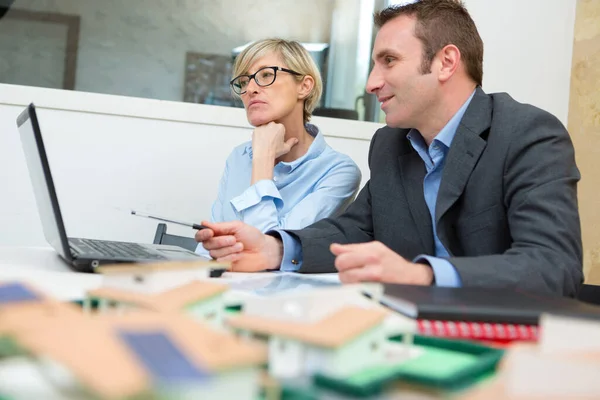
[211,123,361,230]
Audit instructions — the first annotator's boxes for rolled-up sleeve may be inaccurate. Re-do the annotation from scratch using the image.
[230,179,282,211]
[229,179,283,232]
[230,160,360,233]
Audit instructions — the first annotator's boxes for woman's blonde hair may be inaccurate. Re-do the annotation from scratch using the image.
[232,38,323,123]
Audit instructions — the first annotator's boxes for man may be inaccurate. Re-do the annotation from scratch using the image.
[196,0,583,296]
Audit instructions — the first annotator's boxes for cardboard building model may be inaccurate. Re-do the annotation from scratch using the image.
[0,281,84,357]
[87,280,229,325]
[227,285,416,380]
[229,304,389,379]
[95,260,229,294]
[0,281,266,400]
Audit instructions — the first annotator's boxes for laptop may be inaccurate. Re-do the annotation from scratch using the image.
[16,103,210,273]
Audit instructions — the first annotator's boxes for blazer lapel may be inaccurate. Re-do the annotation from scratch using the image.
[435,88,491,224]
[398,144,435,254]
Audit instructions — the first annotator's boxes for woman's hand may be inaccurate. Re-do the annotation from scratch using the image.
[252,122,298,160]
[250,122,298,184]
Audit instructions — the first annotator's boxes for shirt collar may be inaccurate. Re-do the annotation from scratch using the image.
[406,89,476,150]
[244,123,325,172]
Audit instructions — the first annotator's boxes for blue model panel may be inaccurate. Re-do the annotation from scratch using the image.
[118,330,210,383]
[0,282,40,304]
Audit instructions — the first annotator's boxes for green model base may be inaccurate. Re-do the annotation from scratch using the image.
[0,337,26,358]
[280,386,319,400]
[313,335,504,397]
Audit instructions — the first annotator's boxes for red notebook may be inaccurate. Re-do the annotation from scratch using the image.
[416,319,539,342]
[379,285,600,344]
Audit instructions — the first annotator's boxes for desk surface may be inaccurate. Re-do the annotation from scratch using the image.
[0,246,102,301]
[0,246,340,301]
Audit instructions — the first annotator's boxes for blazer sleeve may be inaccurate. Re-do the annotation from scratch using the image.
[286,132,380,273]
[449,109,583,296]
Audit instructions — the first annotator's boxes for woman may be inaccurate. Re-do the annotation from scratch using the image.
[206,38,360,239]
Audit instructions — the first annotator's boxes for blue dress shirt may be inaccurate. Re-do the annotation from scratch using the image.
[278,91,476,286]
[196,123,361,255]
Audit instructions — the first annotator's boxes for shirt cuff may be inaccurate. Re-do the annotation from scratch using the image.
[413,255,462,287]
[268,230,303,272]
[230,179,282,212]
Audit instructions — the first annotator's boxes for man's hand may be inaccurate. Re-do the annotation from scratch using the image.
[195,221,283,272]
[330,241,434,285]
[252,122,297,160]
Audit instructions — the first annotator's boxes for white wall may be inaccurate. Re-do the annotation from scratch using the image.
[0,17,67,90]
[384,0,577,125]
[0,83,380,247]
[465,0,576,125]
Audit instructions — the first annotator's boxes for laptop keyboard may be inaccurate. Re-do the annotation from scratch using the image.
[73,238,166,260]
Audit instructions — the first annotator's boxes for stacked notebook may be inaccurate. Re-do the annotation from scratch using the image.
[380,285,600,342]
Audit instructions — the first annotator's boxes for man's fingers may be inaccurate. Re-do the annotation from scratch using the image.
[195,228,214,242]
[339,268,363,284]
[200,220,243,236]
[201,235,238,250]
[209,242,243,260]
[331,243,362,255]
[330,242,381,256]
[338,264,382,284]
[334,249,379,272]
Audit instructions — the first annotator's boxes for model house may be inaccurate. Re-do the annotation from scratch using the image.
[96,260,229,294]
[229,304,389,379]
[87,280,229,326]
[9,310,267,400]
[0,281,47,306]
[239,284,416,338]
[0,281,84,360]
[227,285,416,380]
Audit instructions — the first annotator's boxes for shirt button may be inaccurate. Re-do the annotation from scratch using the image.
[273,176,278,182]
[291,259,299,265]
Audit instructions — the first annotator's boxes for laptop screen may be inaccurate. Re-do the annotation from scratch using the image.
[16,104,71,261]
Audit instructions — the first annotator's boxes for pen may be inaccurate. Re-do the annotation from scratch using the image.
[130,210,208,230]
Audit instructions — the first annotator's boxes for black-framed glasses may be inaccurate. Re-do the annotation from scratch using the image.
[230,66,302,95]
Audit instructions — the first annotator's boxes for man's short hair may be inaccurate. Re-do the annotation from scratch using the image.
[374,0,484,86]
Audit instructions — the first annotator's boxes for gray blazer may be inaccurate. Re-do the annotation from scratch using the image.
[288,87,583,296]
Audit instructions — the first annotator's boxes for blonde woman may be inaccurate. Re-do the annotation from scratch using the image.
[203,38,361,244]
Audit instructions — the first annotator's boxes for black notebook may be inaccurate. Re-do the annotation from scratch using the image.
[379,284,600,325]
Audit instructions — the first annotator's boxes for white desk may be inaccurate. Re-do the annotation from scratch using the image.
[0,246,103,301]
[0,246,341,301]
